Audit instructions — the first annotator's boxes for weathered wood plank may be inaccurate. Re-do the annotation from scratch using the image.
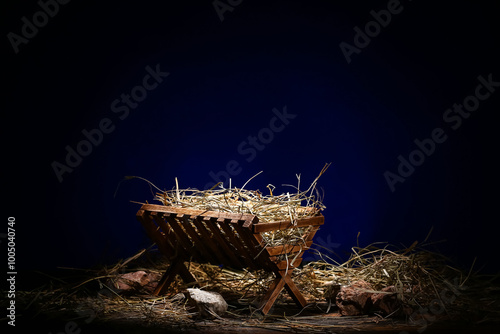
[154,260,197,295]
[218,219,257,270]
[304,225,321,243]
[282,271,307,307]
[179,215,215,263]
[205,217,245,269]
[252,215,324,233]
[276,257,303,270]
[190,216,230,265]
[260,276,287,315]
[151,213,179,255]
[141,204,256,223]
[164,214,198,258]
[137,211,176,259]
[232,222,267,267]
[266,241,313,256]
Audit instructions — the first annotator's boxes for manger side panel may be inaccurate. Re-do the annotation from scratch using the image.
[151,212,181,257]
[179,215,215,263]
[232,222,271,269]
[140,204,256,222]
[164,214,201,261]
[253,215,324,233]
[204,217,246,269]
[218,219,258,270]
[136,210,159,245]
[269,249,307,263]
[276,257,303,270]
[303,225,321,243]
[137,210,176,259]
[190,216,229,266]
[266,241,313,257]
[141,204,207,217]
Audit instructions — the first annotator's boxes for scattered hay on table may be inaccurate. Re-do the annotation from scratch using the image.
[14,240,500,332]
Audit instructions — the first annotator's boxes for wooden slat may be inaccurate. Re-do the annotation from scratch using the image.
[151,213,180,256]
[137,211,176,259]
[252,215,324,233]
[304,225,321,243]
[260,276,287,314]
[253,231,263,245]
[154,260,197,295]
[232,222,267,266]
[217,219,258,270]
[178,215,215,263]
[164,214,198,259]
[204,217,245,269]
[276,257,303,270]
[140,204,256,224]
[282,271,307,307]
[266,241,313,257]
[190,216,229,265]
[242,215,259,228]
[269,250,306,263]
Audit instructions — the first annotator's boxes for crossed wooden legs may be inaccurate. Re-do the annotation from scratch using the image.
[153,262,307,314]
[153,259,197,295]
[259,269,308,314]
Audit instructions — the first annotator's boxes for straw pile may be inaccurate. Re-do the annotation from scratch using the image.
[16,241,500,332]
[146,165,329,221]
[20,166,495,329]
[124,166,480,315]
[130,164,330,247]
[299,241,467,311]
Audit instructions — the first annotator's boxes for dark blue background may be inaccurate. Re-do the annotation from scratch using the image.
[3,0,499,273]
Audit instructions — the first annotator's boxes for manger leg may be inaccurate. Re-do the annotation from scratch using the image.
[178,262,197,286]
[154,270,176,295]
[259,276,287,315]
[154,259,197,295]
[282,272,308,308]
[154,260,184,295]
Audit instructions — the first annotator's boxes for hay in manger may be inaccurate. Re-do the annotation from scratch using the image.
[134,165,330,314]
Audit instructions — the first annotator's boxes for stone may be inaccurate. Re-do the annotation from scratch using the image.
[324,283,342,312]
[324,283,342,301]
[371,285,401,315]
[115,270,160,294]
[186,288,228,319]
[371,286,399,315]
[336,280,374,316]
[371,286,412,316]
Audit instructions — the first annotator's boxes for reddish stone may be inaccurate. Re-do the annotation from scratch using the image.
[371,286,399,315]
[324,283,342,302]
[115,270,160,293]
[371,286,413,316]
[336,280,374,316]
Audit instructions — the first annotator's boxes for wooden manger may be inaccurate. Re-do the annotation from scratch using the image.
[136,203,324,314]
